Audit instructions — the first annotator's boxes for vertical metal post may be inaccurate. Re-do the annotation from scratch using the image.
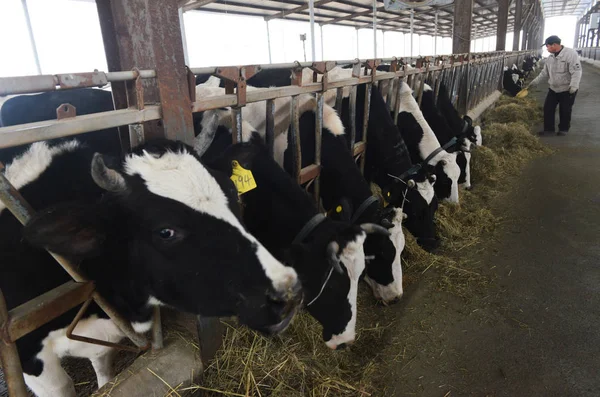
[178,7,189,65]
[320,24,325,60]
[231,108,243,144]
[356,28,360,57]
[359,83,371,174]
[309,0,316,62]
[373,0,378,58]
[349,85,358,150]
[290,96,302,183]
[266,20,273,64]
[314,93,324,203]
[21,0,42,75]
[410,9,414,57]
[266,99,276,158]
[434,10,438,56]
[0,289,29,397]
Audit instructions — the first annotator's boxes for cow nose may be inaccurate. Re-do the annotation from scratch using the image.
[336,343,348,350]
[465,185,473,191]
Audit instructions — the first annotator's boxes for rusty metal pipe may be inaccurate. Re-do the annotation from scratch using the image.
[0,288,29,397]
[0,107,161,150]
[0,70,155,96]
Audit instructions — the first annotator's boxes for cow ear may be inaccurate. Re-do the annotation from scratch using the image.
[23,202,106,259]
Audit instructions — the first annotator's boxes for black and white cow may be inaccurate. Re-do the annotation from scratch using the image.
[435,83,482,147]
[0,92,302,396]
[279,108,405,303]
[420,84,472,189]
[196,116,378,349]
[503,65,524,97]
[196,79,407,303]
[394,82,462,204]
[338,82,441,252]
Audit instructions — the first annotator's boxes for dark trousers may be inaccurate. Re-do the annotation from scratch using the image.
[544,88,577,132]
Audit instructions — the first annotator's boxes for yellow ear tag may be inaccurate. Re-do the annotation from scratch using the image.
[387,192,391,197]
[335,205,343,213]
[230,160,257,195]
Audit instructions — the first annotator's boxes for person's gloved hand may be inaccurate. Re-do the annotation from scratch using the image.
[569,86,578,94]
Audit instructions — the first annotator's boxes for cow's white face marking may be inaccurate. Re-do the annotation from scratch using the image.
[124,149,298,294]
[440,152,461,204]
[460,138,472,189]
[417,177,436,205]
[325,232,366,350]
[0,140,80,215]
[364,208,405,302]
[474,125,482,146]
[423,83,433,92]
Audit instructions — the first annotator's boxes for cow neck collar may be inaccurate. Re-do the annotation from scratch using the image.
[394,136,458,181]
[350,196,379,224]
[292,212,335,307]
[292,213,327,245]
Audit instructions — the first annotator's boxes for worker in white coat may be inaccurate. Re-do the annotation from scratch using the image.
[530,35,582,136]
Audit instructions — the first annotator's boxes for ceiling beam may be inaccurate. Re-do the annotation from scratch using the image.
[265,0,336,21]
[182,0,217,12]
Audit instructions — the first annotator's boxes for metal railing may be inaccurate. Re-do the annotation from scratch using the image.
[0,49,538,397]
[577,47,600,60]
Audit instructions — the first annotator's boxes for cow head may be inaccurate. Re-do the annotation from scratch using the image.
[432,153,461,203]
[24,140,302,336]
[328,197,403,305]
[383,168,439,252]
[286,224,367,349]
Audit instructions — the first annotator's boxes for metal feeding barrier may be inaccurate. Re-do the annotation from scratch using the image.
[0,49,538,397]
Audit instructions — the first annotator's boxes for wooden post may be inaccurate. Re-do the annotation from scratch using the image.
[496,0,509,50]
[96,0,195,146]
[513,0,523,50]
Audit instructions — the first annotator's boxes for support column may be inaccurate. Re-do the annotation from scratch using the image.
[574,22,580,48]
[266,21,273,63]
[434,10,438,56]
[410,9,415,56]
[496,0,509,50]
[356,28,360,57]
[96,0,194,145]
[21,0,42,75]
[309,0,316,62]
[513,0,523,50]
[452,0,473,54]
[320,25,325,60]
[373,0,378,58]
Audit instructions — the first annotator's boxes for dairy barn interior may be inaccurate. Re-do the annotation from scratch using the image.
[1,0,600,396]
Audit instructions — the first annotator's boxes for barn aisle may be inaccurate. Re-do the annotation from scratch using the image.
[376,64,600,397]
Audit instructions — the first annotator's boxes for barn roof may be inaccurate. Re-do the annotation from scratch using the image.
[178,0,554,40]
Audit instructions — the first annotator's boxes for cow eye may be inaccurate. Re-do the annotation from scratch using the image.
[158,228,176,240]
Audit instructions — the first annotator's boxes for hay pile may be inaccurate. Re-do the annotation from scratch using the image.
[188,92,550,397]
[485,95,543,128]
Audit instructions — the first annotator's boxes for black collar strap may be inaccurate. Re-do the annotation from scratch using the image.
[398,136,458,181]
[293,213,327,244]
[350,196,380,224]
[460,119,470,135]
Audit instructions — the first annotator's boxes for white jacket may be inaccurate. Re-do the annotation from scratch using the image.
[532,46,582,93]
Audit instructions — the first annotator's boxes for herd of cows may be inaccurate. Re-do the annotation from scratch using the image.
[0,55,538,397]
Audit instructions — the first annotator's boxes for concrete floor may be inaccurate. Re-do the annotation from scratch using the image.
[379,63,600,396]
